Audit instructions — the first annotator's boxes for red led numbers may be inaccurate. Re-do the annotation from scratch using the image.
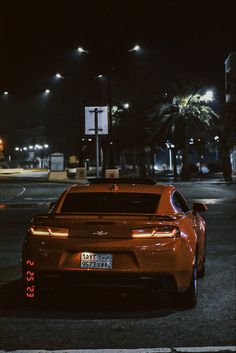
[25,259,35,298]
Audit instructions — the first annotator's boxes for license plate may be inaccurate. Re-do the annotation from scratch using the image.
[81,252,113,269]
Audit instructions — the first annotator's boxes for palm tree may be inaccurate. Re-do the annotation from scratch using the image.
[150,92,219,180]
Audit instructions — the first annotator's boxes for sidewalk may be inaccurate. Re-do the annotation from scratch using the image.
[0,167,235,185]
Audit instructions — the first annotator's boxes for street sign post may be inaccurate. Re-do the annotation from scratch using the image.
[85,106,108,177]
[85,106,108,136]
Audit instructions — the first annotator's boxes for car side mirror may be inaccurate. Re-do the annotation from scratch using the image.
[192,202,208,213]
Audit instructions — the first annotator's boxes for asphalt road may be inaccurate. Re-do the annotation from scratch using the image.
[0,180,235,351]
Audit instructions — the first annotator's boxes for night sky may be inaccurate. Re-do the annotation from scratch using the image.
[0,0,235,135]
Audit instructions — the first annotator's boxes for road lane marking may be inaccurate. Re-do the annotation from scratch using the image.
[0,187,26,203]
[24,197,57,201]
[0,196,57,208]
[174,348,236,352]
[0,350,170,353]
[191,198,235,204]
[0,347,235,353]
[0,203,48,209]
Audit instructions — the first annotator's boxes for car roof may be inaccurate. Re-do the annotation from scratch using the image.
[67,181,175,195]
[89,178,157,185]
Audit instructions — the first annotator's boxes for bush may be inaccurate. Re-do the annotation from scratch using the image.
[189,163,199,174]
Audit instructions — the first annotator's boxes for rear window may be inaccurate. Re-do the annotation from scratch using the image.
[60,192,161,213]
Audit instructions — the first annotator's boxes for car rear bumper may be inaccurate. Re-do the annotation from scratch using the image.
[29,270,178,293]
[22,236,194,292]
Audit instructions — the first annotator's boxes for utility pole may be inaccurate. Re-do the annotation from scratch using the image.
[107,70,115,169]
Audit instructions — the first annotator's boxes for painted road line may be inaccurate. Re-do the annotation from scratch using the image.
[0,197,57,208]
[24,197,57,201]
[0,347,235,353]
[0,203,48,208]
[192,198,236,204]
[0,350,170,353]
[0,187,26,203]
[174,347,236,352]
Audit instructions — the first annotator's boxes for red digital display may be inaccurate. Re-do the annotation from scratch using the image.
[25,259,35,298]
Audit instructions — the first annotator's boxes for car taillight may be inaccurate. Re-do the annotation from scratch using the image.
[30,225,69,237]
[131,226,180,238]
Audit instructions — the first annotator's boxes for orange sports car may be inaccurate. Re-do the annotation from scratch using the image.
[22,178,207,307]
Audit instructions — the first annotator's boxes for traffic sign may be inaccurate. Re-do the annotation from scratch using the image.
[85,106,108,135]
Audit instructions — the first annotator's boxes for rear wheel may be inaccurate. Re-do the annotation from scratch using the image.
[179,256,198,308]
[198,232,206,279]
[197,256,206,278]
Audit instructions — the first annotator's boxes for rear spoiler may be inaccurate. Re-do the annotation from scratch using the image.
[39,213,179,221]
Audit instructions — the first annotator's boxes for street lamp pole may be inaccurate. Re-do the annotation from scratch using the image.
[106,45,141,170]
[107,69,115,169]
[54,70,103,168]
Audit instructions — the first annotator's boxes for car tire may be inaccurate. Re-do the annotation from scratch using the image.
[179,256,198,308]
[197,256,206,278]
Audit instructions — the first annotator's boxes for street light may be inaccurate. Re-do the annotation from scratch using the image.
[129,44,141,52]
[55,73,64,79]
[77,46,89,54]
[3,91,9,95]
[123,103,130,109]
[44,89,50,94]
[166,141,175,171]
[106,45,141,169]
[200,90,214,103]
[214,136,220,160]
[53,71,103,169]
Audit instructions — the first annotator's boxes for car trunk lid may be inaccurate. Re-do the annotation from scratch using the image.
[32,213,178,239]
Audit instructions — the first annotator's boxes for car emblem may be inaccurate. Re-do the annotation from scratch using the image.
[91,230,109,237]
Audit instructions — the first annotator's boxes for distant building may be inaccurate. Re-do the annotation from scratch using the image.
[225,52,236,174]
[7,126,50,168]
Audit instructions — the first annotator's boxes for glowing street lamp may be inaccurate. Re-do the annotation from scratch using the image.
[123,103,130,109]
[106,45,141,169]
[77,46,89,54]
[3,91,9,95]
[129,44,141,52]
[166,141,175,171]
[201,90,214,103]
[55,73,64,79]
[44,89,50,94]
